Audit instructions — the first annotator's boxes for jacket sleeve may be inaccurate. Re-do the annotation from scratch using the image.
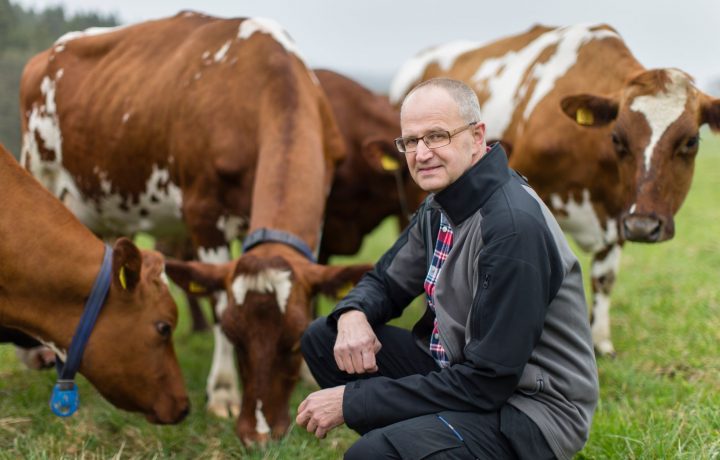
[342,209,564,434]
[328,205,431,328]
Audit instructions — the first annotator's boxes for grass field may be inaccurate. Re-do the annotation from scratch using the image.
[1,132,719,459]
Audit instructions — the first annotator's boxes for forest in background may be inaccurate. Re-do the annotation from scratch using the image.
[0,0,117,158]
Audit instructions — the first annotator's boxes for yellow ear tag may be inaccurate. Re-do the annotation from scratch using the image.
[119,266,128,290]
[336,282,354,299]
[189,281,206,294]
[576,107,595,126]
[381,154,400,171]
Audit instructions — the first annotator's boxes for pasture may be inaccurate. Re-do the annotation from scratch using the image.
[1,131,719,458]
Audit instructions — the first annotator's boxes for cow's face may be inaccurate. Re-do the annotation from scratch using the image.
[165,247,371,445]
[561,69,720,242]
[82,238,189,424]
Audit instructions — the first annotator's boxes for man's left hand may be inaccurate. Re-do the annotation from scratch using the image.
[295,385,345,438]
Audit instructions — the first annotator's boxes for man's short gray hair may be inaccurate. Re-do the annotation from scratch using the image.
[401,78,482,124]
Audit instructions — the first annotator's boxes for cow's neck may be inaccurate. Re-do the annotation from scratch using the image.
[0,154,105,348]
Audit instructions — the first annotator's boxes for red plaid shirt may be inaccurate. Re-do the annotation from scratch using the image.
[424,212,453,368]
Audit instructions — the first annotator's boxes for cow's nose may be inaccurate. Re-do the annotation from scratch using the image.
[622,214,664,242]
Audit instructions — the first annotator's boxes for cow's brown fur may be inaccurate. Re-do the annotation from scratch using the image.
[0,143,188,423]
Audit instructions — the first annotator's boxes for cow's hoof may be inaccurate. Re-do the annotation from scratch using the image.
[206,388,241,418]
[594,340,616,358]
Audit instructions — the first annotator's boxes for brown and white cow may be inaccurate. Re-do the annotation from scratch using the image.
[19,11,370,444]
[315,69,423,262]
[0,143,189,423]
[390,24,720,356]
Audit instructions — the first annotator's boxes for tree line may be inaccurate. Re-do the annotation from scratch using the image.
[0,0,117,158]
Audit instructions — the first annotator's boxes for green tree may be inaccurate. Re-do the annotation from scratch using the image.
[0,0,117,158]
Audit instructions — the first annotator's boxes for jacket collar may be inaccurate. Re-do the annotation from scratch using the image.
[431,142,510,226]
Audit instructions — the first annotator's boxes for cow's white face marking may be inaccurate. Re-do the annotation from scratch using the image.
[389,40,482,104]
[198,246,231,264]
[630,69,689,174]
[231,269,292,313]
[550,189,618,253]
[471,24,618,139]
[215,215,248,242]
[255,400,270,435]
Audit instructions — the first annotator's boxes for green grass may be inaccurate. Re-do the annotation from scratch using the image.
[1,132,719,459]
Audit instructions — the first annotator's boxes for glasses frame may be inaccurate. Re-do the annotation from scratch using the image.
[395,121,478,154]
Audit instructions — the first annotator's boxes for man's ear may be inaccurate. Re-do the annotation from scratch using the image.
[305,263,373,298]
[560,94,619,127]
[164,259,231,296]
[112,237,142,292]
[363,138,405,174]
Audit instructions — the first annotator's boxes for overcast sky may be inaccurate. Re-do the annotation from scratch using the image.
[13,0,720,94]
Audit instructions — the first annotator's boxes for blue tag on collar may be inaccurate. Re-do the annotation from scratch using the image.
[50,381,79,417]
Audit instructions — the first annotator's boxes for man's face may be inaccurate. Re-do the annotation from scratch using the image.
[401,87,485,193]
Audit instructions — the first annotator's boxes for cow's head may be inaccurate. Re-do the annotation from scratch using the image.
[166,245,371,445]
[81,238,189,424]
[561,69,720,242]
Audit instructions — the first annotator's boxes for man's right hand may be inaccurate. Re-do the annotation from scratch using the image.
[334,310,382,374]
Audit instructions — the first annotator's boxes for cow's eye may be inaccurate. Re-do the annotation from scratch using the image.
[679,133,700,156]
[156,321,172,339]
[611,132,630,159]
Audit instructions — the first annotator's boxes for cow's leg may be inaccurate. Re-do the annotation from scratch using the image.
[590,243,622,357]
[197,246,241,418]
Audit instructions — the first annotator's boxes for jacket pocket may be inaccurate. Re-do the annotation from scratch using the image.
[517,363,547,396]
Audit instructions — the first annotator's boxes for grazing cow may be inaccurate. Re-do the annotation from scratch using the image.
[0,144,189,423]
[19,11,370,444]
[315,69,424,262]
[389,23,720,356]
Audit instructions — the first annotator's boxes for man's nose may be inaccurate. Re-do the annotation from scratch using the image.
[414,139,433,160]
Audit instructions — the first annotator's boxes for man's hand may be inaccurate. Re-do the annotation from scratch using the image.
[296,386,345,438]
[334,310,382,374]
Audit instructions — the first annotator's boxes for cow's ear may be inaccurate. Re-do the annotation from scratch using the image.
[701,96,720,132]
[363,139,405,174]
[561,94,619,127]
[164,259,230,296]
[112,237,142,292]
[306,263,373,298]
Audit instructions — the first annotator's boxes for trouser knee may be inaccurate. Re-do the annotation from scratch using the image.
[345,430,398,460]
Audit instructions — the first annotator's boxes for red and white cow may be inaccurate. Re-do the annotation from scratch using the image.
[0,143,189,423]
[390,24,720,356]
[19,11,369,444]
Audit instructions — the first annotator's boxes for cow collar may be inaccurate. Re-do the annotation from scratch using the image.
[49,244,113,417]
[433,142,511,226]
[242,228,317,263]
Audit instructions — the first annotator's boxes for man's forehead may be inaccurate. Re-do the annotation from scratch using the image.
[401,87,461,132]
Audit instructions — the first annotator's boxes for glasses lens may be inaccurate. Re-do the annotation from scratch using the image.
[424,131,450,149]
[394,138,407,153]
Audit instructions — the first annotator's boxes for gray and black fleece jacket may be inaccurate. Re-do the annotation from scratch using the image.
[330,144,599,460]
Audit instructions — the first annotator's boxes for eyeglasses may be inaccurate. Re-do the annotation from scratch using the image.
[394,122,477,154]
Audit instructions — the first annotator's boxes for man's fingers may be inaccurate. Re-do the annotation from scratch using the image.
[361,349,377,372]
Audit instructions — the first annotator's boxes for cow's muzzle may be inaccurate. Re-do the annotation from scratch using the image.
[621,213,673,242]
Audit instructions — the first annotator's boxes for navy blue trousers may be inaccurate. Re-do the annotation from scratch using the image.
[301,317,555,460]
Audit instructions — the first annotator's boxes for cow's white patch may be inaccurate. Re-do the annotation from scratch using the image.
[255,400,271,435]
[122,112,131,123]
[389,40,481,105]
[55,24,129,45]
[591,291,613,355]
[231,269,292,313]
[198,246,231,264]
[160,271,170,286]
[591,243,622,280]
[215,215,247,242]
[201,51,211,60]
[630,69,689,173]
[206,293,241,418]
[550,189,618,253]
[471,24,618,139]
[237,17,309,67]
[214,40,232,63]
[58,165,184,237]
